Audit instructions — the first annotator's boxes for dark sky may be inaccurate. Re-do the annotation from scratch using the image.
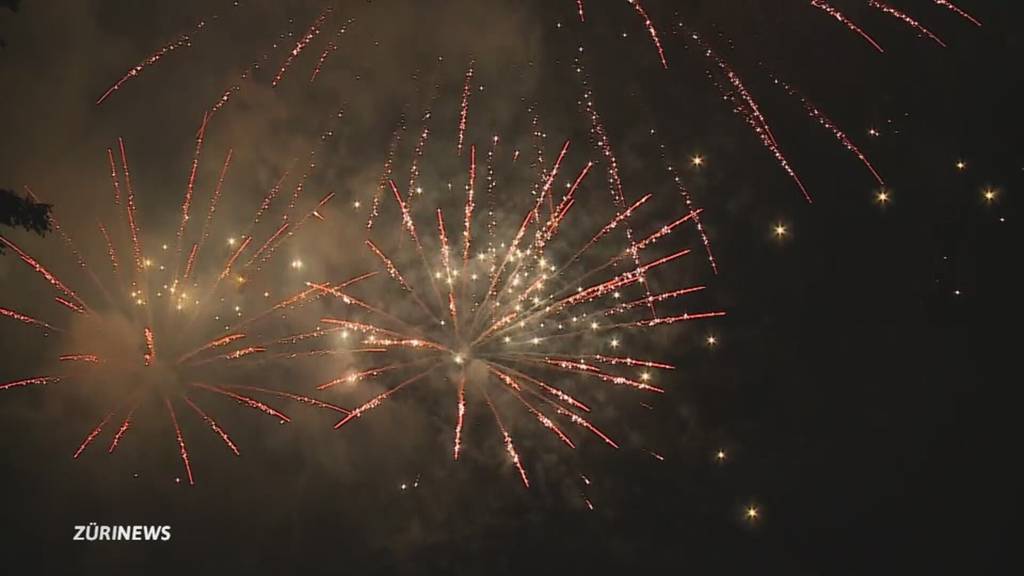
[0,1,1018,574]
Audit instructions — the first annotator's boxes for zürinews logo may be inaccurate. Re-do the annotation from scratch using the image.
[73,524,172,542]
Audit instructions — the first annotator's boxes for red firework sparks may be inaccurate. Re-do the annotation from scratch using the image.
[319,102,724,488]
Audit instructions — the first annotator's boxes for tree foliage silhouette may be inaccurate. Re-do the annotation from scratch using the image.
[1,188,52,254]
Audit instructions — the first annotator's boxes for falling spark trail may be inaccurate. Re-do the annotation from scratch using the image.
[453,375,466,459]
[0,236,89,312]
[280,155,316,223]
[868,0,947,47]
[252,164,293,227]
[457,60,474,155]
[233,272,376,331]
[177,333,246,365]
[479,384,529,487]
[334,369,435,429]
[143,327,156,367]
[535,358,663,393]
[108,400,141,454]
[366,121,405,230]
[437,209,459,330]
[810,0,885,52]
[222,386,349,414]
[59,354,101,364]
[575,55,660,315]
[192,382,290,422]
[577,0,586,22]
[566,194,652,266]
[272,7,332,87]
[684,31,812,201]
[73,410,115,459]
[774,78,885,185]
[932,0,981,26]
[388,180,447,309]
[218,346,266,361]
[118,137,145,272]
[98,222,120,278]
[310,19,354,83]
[96,19,207,105]
[646,449,665,461]
[407,105,436,202]
[627,310,728,327]
[1,306,61,333]
[106,148,123,207]
[462,145,476,270]
[191,148,234,276]
[489,367,575,448]
[176,112,210,279]
[55,296,86,314]
[183,397,240,455]
[183,243,199,281]
[317,360,426,390]
[0,376,60,391]
[627,0,668,68]
[606,286,707,315]
[495,366,592,413]
[245,222,287,269]
[656,143,718,273]
[164,397,195,485]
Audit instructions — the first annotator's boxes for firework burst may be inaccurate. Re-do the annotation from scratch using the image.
[1,135,357,484]
[4,0,983,495]
[313,108,724,487]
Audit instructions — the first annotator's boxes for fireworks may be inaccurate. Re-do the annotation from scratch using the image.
[1,133,358,484]
[318,105,723,486]
[3,0,984,493]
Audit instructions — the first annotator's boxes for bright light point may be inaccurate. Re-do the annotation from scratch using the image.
[955,160,967,171]
[291,259,303,269]
[161,244,168,250]
[590,322,599,330]
[641,372,650,381]
[716,450,727,461]
[453,354,464,365]
[706,335,717,346]
[746,506,759,520]
[353,201,361,209]
[610,338,620,348]
[983,189,997,202]
[144,259,152,267]
[868,128,879,137]
[227,237,237,246]
[773,224,788,238]
[875,190,890,204]
[691,155,704,167]
[263,291,270,298]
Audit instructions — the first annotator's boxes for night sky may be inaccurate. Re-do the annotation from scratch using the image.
[0,1,1018,574]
